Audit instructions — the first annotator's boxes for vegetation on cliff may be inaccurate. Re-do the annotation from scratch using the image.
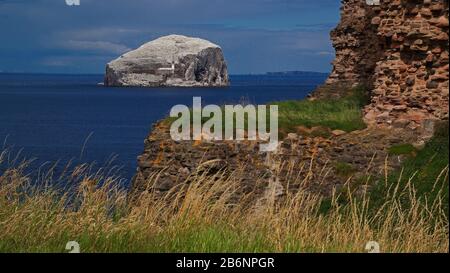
[275,86,368,135]
[319,121,449,217]
[164,85,369,137]
[371,121,449,215]
[0,124,447,253]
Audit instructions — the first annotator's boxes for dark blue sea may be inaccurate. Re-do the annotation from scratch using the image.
[0,73,327,183]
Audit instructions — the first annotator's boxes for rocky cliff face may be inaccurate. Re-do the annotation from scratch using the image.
[131,121,426,201]
[326,0,383,86]
[326,0,449,129]
[104,35,229,87]
[130,1,449,200]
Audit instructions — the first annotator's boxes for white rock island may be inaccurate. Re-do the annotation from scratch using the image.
[104,35,229,87]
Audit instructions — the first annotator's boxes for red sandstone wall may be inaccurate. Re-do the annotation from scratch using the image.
[327,0,449,129]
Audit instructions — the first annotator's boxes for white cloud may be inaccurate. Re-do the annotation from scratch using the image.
[62,27,143,41]
[41,58,72,67]
[60,40,131,54]
[41,55,109,70]
[316,51,334,56]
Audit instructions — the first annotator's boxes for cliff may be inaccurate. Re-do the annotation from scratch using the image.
[325,0,449,128]
[130,1,449,200]
[104,35,229,87]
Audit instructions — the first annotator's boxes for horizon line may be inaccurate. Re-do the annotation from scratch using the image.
[0,71,330,76]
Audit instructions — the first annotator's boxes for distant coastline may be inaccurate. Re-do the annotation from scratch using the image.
[265,71,329,77]
[229,71,329,77]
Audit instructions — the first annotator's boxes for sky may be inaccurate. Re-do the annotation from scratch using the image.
[0,0,341,74]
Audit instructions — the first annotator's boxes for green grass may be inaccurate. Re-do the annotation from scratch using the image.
[370,121,449,215]
[274,86,368,135]
[165,85,369,138]
[0,221,272,253]
[388,143,417,156]
[320,121,449,217]
[334,162,357,178]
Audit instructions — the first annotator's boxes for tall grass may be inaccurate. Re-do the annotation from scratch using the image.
[0,149,447,253]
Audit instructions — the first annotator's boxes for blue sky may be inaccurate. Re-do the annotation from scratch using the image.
[0,0,340,74]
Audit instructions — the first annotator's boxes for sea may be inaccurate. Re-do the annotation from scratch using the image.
[0,73,327,184]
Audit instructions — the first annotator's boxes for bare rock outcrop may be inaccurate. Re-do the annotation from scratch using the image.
[104,35,229,87]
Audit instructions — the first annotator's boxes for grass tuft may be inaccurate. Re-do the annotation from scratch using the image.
[388,143,417,156]
[334,162,357,178]
[275,86,369,135]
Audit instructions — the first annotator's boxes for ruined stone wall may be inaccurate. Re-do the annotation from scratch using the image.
[131,121,424,200]
[327,0,449,128]
[326,0,383,86]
